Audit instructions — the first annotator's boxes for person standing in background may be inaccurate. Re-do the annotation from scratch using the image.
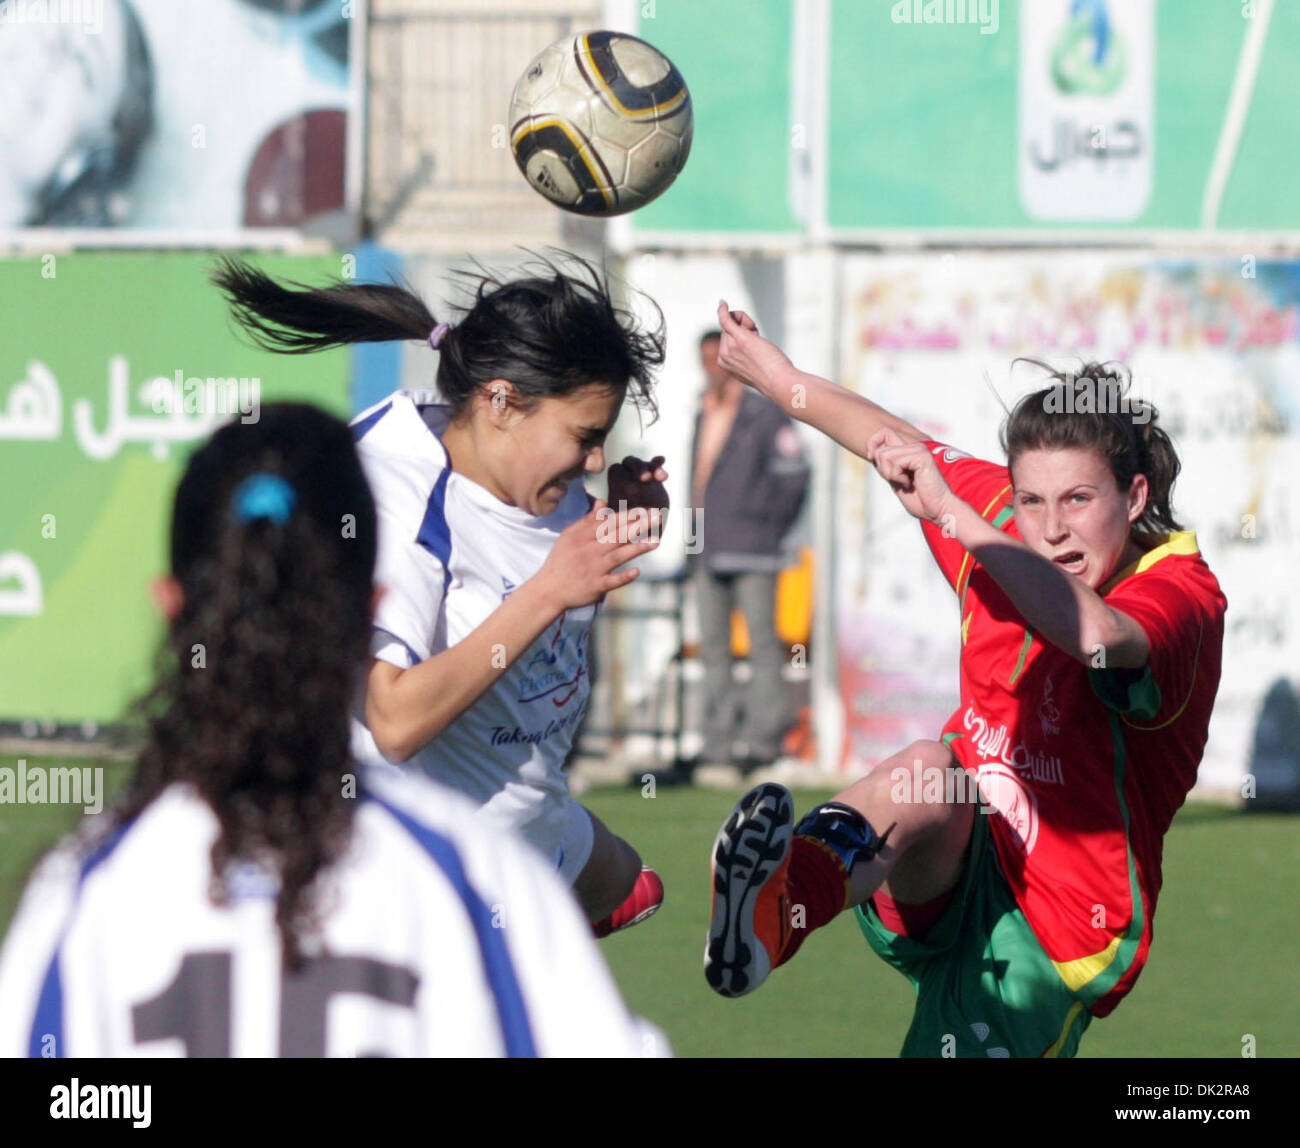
[688,329,810,772]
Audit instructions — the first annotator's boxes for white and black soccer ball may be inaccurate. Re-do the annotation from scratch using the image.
[508,31,693,217]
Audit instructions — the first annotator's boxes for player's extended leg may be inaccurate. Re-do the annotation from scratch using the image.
[575,807,664,936]
[704,739,971,997]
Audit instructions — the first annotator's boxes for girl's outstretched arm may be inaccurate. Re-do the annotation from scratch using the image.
[715,301,928,457]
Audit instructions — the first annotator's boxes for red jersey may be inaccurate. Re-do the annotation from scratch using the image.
[918,443,1227,1017]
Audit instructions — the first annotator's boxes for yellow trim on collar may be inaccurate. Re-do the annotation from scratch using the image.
[1100,531,1200,595]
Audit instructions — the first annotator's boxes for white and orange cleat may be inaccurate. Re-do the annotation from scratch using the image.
[704,783,795,997]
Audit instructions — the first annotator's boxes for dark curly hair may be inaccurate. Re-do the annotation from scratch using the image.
[1002,359,1183,539]
[211,251,663,422]
[116,403,377,969]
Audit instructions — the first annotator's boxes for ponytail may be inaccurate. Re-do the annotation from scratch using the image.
[213,252,663,421]
[212,256,436,354]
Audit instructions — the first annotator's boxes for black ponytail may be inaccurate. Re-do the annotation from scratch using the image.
[212,256,435,353]
[1002,360,1183,538]
[213,251,663,421]
[120,403,377,970]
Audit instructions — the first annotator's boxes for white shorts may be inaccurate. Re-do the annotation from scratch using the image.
[478,787,594,887]
[545,797,595,886]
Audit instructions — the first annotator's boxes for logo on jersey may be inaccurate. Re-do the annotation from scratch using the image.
[931,444,972,464]
[962,703,1064,786]
[976,763,1040,855]
[516,611,589,707]
[489,706,586,748]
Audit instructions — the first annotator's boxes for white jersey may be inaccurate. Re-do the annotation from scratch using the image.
[348,391,596,867]
[0,766,663,1058]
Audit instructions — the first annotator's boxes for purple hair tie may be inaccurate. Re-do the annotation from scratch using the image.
[428,322,451,350]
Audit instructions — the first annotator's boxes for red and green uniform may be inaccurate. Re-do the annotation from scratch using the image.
[855,442,1227,1056]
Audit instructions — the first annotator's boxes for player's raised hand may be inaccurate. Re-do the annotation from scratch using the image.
[607,455,669,523]
[533,497,662,611]
[866,428,956,525]
[716,300,795,393]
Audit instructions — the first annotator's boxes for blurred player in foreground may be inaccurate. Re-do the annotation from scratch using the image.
[0,404,661,1056]
[212,256,667,938]
[704,304,1226,1058]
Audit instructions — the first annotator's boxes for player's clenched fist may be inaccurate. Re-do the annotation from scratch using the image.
[715,299,794,392]
[607,455,669,521]
[866,427,956,525]
[533,498,661,611]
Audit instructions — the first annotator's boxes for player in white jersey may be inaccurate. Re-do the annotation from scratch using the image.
[0,404,661,1057]
[210,256,669,936]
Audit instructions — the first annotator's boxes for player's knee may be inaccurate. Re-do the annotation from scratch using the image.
[905,738,955,772]
[576,830,641,922]
[886,739,965,836]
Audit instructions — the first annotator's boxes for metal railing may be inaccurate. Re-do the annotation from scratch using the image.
[365,4,601,245]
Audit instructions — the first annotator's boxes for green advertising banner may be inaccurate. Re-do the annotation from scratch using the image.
[828,0,1300,231]
[629,0,800,235]
[631,0,1300,236]
[0,253,351,727]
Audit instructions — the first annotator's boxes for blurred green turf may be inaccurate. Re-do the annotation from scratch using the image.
[3,758,1296,1057]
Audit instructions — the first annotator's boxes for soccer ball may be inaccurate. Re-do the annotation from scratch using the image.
[508,31,693,217]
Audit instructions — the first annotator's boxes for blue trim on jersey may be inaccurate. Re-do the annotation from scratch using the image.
[27,820,135,1057]
[367,794,538,1058]
[28,958,62,1058]
[374,626,423,668]
[351,400,393,442]
[416,467,453,578]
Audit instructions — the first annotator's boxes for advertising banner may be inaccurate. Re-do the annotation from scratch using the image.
[0,252,352,727]
[623,0,1300,239]
[0,0,362,241]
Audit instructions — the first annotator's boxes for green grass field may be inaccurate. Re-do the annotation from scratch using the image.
[3,757,1297,1057]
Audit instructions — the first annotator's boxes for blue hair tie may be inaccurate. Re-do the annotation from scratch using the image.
[231,473,297,524]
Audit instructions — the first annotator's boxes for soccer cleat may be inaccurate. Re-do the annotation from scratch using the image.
[704,783,795,998]
[592,866,664,939]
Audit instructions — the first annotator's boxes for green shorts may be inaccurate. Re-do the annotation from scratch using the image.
[854,808,1092,1059]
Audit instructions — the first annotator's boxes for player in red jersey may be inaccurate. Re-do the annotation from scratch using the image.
[703,305,1227,1058]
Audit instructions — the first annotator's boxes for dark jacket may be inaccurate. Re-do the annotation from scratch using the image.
[689,388,810,573]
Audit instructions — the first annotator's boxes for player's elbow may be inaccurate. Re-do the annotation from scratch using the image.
[365,663,433,762]
[1079,608,1149,670]
[367,703,443,764]
[368,717,419,764]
